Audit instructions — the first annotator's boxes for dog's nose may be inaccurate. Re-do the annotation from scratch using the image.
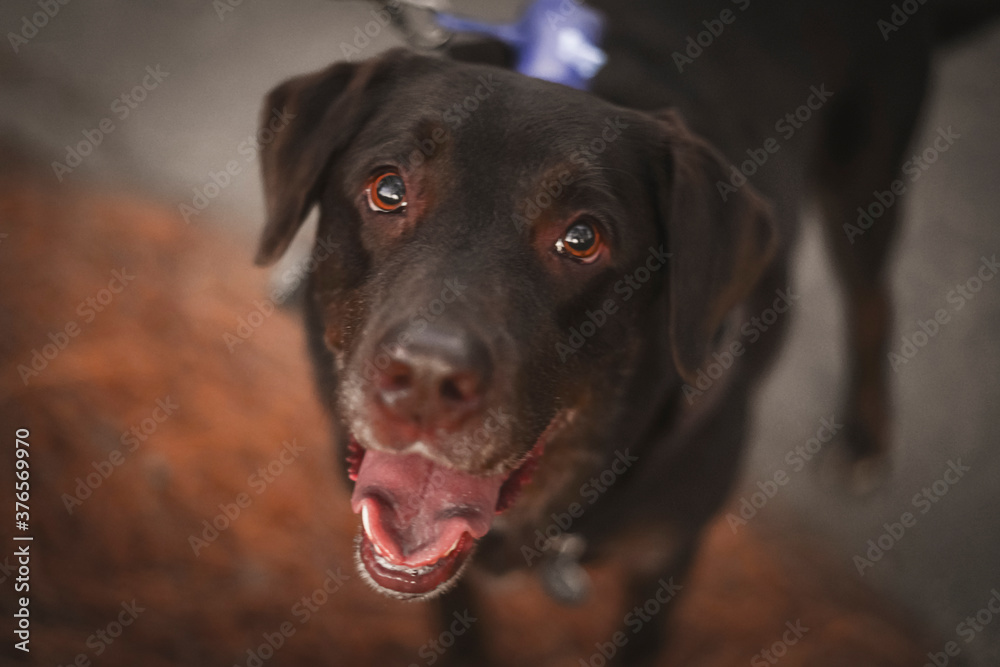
[372,323,491,432]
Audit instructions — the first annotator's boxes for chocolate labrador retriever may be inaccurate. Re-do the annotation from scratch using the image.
[253,1,997,663]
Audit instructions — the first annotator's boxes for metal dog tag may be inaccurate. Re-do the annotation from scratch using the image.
[541,533,591,605]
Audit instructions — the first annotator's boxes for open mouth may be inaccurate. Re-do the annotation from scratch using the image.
[347,412,567,600]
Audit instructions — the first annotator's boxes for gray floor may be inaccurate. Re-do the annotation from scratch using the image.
[2,0,997,663]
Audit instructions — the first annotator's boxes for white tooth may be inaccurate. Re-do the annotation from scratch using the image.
[361,504,374,540]
[446,536,461,555]
[362,504,395,560]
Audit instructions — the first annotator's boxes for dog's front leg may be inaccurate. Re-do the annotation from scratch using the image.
[434,576,494,667]
[609,539,697,667]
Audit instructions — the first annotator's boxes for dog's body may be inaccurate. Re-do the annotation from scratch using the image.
[254,1,998,663]
[0,148,937,667]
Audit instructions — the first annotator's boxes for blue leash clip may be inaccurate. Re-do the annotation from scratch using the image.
[433,0,608,91]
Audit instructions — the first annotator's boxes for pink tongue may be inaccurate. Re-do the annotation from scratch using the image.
[350,449,506,567]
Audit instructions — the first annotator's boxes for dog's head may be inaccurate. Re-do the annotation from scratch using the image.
[255,49,775,600]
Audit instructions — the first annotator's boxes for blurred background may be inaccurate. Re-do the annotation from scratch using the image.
[0,0,998,665]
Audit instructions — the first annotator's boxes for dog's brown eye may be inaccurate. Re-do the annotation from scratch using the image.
[366,172,407,212]
[555,221,602,260]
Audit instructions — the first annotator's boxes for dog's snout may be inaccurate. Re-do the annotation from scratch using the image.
[372,323,491,434]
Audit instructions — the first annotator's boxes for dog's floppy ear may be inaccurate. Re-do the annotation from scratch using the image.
[654,109,778,383]
[255,52,407,266]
